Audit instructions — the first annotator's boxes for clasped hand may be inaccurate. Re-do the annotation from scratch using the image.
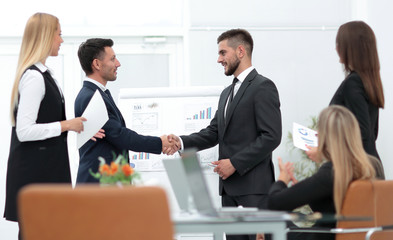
[160,134,181,155]
[160,135,236,180]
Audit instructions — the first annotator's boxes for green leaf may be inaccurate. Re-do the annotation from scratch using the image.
[98,157,106,166]
[89,168,101,179]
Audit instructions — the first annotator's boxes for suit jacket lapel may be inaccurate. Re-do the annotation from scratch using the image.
[218,86,232,134]
[224,69,258,132]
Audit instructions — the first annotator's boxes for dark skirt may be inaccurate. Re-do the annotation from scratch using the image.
[4,131,71,221]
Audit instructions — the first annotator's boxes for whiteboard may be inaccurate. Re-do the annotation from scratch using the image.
[117,86,225,172]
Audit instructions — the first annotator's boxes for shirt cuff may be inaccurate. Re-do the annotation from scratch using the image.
[179,136,185,151]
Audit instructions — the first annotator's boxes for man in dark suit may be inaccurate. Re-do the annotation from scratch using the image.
[170,29,282,240]
[75,38,174,183]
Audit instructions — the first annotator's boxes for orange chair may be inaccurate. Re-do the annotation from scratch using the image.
[336,180,393,240]
[18,184,174,240]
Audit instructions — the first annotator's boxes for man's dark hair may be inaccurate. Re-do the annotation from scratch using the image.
[217,29,253,57]
[78,38,114,75]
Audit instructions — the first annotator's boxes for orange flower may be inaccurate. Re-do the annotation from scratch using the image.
[122,164,134,177]
[99,164,111,175]
[91,154,138,185]
[110,162,119,175]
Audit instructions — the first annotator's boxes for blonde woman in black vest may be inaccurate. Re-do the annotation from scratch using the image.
[3,13,90,239]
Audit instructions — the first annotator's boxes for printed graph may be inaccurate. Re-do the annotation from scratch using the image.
[132,112,158,131]
[186,107,212,120]
[131,152,150,160]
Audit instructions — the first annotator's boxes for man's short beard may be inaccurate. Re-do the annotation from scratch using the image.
[225,58,240,76]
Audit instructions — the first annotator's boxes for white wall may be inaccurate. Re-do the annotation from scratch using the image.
[1,0,393,239]
[367,0,393,180]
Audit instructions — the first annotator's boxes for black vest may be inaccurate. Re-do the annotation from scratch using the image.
[4,65,71,222]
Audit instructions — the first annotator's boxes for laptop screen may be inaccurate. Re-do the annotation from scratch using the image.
[181,150,218,216]
[162,158,191,212]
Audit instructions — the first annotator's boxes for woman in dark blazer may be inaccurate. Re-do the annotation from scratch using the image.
[307,21,385,162]
[330,20,384,160]
[264,106,378,240]
[3,13,98,239]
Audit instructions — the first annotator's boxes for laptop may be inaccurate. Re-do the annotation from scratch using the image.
[180,149,285,219]
[162,157,192,213]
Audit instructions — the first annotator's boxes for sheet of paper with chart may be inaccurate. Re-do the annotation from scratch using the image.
[183,102,219,169]
[127,100,163,171]
[292,122,318,151]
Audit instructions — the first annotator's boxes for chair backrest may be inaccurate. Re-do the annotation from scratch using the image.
[337,180,393,240]
[18,184,174,240]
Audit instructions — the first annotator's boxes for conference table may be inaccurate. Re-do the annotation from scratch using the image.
[173,210,375,240]
[173,211,293,240]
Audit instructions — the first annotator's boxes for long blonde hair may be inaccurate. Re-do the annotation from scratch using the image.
[10,13,59,126]
[317,106,375,215]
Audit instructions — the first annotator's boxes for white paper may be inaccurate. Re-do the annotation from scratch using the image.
[292,122,318,151]
[77,90,109,149]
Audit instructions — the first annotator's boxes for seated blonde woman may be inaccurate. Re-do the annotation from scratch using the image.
[263,105,381,240]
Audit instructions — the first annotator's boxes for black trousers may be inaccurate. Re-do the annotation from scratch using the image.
[222,193,271,240]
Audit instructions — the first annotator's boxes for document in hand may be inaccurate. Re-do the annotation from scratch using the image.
[292,122,318,151]
[77,90,109,149]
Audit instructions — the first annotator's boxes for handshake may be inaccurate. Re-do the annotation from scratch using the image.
[160,134,182,155]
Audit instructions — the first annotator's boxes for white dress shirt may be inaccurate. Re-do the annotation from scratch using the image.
[16,62,63,142]
[233,66,255,96]
[84,77,107,92]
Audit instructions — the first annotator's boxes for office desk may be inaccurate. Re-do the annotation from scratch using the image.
[173,213,292,240]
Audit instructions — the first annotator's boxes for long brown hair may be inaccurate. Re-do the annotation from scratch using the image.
[317,106,375,215]
[336,21,384,108]
[10,13,59,126]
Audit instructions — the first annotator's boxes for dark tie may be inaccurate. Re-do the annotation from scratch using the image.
[226,78,238,119]
[105,89,125,124]
[228,78,239,106]
[105,89,115,104]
